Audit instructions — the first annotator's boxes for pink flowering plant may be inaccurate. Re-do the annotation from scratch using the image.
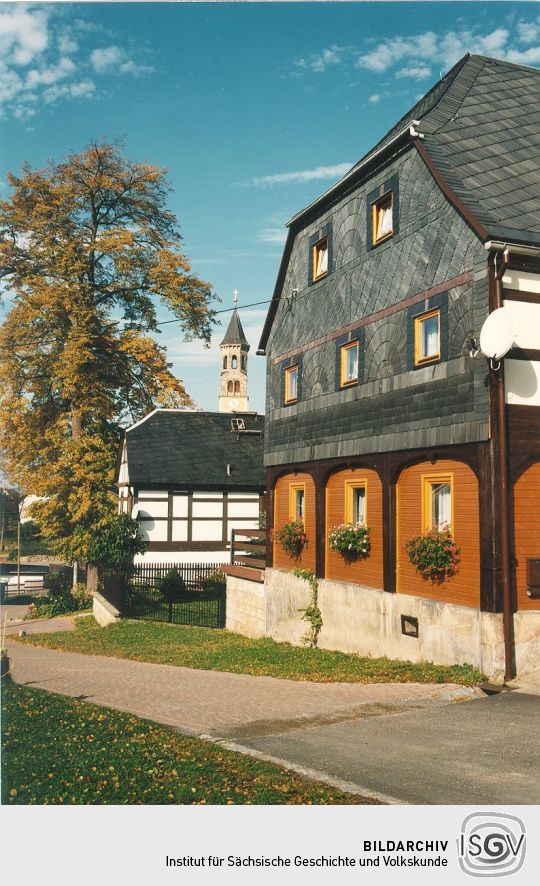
[405,526,460,581]
[328,523,371,558]
[273,520,307,558]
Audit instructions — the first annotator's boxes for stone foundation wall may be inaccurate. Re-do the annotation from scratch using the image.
[227,568,540,680]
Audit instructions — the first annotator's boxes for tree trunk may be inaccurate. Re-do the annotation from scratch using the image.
[71,408,83,440]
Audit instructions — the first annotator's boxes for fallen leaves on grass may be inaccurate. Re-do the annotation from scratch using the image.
[16,617,485,685]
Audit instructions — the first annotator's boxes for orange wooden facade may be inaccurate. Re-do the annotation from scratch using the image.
[396,459,480,608]
[273,472,316,572]
[325,468,384,588]
[514,462,540,611]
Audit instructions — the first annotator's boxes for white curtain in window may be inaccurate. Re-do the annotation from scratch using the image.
[377,205,393,239]
[432,483,451,529]
[354,487,366,524]
[316,243,328,277]
[296,490,305,520]
[422,315,439,357]
[346,345,358,381]
[288,367,298,400]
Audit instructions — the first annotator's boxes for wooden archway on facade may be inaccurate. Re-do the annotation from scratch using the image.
[513,461,540,611]
[395,458,480,608]
[272,472,316,572]
[325,467,384,589]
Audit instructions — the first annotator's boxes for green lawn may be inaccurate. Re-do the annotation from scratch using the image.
[1,683,371,805]
[18,616,485,684]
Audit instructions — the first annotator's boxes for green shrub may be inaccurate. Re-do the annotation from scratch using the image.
[27,583,92,619]
[156,567,187,601]
[200,569,226,592]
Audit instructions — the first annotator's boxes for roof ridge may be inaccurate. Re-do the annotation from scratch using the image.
[355,53,472,167]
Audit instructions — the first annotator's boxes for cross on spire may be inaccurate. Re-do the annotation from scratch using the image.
[233,288,238,306]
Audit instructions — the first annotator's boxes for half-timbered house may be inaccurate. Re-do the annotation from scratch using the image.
[117,306,265,564]
[228,54,540,680]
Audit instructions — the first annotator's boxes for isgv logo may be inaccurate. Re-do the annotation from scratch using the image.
[458,812,526,877]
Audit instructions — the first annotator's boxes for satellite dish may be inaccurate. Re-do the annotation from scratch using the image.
[479,306,515,360]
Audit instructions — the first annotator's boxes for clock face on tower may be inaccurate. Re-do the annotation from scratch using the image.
[230,398,238,409]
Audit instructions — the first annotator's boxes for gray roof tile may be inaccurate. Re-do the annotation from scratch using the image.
[125,410,265,489]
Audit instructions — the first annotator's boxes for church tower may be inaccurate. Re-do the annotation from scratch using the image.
[219,290,250,413]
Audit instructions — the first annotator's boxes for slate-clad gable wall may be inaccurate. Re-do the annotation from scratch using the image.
[264,148,489,466]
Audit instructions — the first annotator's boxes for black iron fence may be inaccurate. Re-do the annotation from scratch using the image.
[123,562,226,628]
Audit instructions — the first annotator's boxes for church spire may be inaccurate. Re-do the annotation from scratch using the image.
[219,291,249,413]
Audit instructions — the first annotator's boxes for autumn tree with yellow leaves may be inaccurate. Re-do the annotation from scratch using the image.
[0,143,214,563]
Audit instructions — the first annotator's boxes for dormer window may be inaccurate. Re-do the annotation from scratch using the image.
[312,236,328,281]
[372,192,393,244]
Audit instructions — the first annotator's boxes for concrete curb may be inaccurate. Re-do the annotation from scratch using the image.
[199,735,405,804]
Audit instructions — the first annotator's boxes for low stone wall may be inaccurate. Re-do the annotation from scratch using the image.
[93,590,121,627]
[230,568,538,680]
[226,568,540,680]
[226,574,266,638]
[514,611,540,676]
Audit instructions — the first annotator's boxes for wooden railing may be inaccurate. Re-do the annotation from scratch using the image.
[222,528,266,583]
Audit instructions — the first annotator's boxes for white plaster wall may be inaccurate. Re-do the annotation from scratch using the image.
[193,501,223,518]
[172,495,188,517]
[134,501,168,519]
[228,501,260,518]
[138,520,168,542]
[505,359,540,406]
[191,520,223,541]
[171,520,188,542]
[503,300,540,349]
[138,490,168,499]
[502,270,540,293]
[134,551,228,565]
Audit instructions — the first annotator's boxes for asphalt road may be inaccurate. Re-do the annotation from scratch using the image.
[225,690,540,805]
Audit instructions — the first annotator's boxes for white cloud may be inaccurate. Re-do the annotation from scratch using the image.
[250,163,353,187]
[257,228,287,244]
[26,56,75,89]
[0,6,48,66]
[0,8,153,120]
[517,19,540,45]
[58,32,78,55]
[295,44,347,74]
[355,26,522,76]
[91,45,154,76]
[395,65,432,80]
[369,93,381,104]
[90,45,124,73]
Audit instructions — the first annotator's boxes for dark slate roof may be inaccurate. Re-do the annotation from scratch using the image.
[124,410,265,490]
[259,54,540,351]
[220,308,250,348]
[418,55,540,245]
[287,54,540,246]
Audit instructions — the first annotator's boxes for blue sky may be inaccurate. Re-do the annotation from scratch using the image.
[2,1,540,415]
